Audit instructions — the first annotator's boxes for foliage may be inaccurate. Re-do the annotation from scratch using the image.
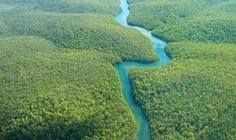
[128,1,236,139]
[154,17,236,43]
[130,42,236,139]
[0,0,120,15]
[0,36,138,140]
[0,0,161,139]
[166,42,236,61]
[1,0,236,139]
[127,0,236,43]
[0,11,158,62]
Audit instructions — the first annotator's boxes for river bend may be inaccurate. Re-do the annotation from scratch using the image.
[115,0,170,139]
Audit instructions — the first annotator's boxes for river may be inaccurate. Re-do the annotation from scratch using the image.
[115,0,170,139]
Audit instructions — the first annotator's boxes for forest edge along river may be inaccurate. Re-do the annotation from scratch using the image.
[115,0,170,139]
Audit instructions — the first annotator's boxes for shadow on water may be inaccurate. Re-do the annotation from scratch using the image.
[115,0,170,139]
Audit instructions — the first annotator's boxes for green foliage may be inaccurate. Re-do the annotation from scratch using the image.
[128,1,236,139]
[127,0,236,43]
[0,11,158,62]
[0,0,161,139]
[0,0,120,15]
[0,36,138,139]
[1,0,235,139]
[154,17,236,43]
[130,42,236,139]
[166,42,236,61]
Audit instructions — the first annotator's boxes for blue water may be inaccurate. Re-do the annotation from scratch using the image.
[115,0,170,140]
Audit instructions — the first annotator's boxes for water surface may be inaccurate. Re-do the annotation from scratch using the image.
[115,0,170,139]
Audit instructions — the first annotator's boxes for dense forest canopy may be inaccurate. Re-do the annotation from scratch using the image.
[0,0,236,139]
[0,36,138,139]
[0,0,120,15]
[127,0,236,139]
[0,11,158,62]
[0,0,140,139]
[128,0,236,43]
[130,42,236,139]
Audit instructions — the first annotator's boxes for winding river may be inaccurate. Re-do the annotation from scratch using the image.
[115,0,170,139]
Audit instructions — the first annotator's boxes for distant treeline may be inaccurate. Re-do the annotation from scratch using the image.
[0,0,120,15]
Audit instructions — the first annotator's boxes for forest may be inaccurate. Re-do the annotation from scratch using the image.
[130,42,236,139]
[0,36,138,139]
[0,0,236,139]
[128,0,236,139]
[0,1,141,139]
[0,11,158,62]
[127,0,236,43]
[0,0,120,15]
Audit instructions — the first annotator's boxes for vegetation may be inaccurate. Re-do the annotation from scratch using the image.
[130,42,236,139]
[0,11,158,62]
[0,0,120,15]
[128,2,236,138]
[0,0,160,139]
[127,0,236,43]
[166,42,236,61]
[0,36,139,139]
[1,0,236,139]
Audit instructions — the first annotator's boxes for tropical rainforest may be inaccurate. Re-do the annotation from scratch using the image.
[0,0,235,140]
[0,1,142,139]
[0,36,138,139]
[128,0,236,43]
[130,42,236,139]
[128,0,236,139]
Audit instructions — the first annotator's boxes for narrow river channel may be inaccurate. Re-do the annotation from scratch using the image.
[115,0,170,139]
